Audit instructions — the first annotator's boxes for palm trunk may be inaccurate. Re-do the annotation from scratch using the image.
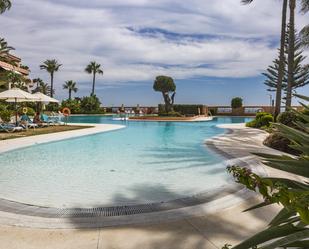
[69,89,71,100]
[275,0,288,118]
[286,0,295,109]
[92,72,96,96]
[50,72,54,97]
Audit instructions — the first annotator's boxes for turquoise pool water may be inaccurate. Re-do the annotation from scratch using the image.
[0,116,252,208]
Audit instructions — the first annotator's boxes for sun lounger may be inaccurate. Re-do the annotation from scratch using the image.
[20,115,38,129]
[0,123,24,132]
[41,114,57,126]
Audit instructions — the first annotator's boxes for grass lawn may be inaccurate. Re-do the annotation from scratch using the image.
[0,125,93,140]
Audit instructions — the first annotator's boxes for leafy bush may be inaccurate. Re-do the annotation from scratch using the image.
[61,99,81,114]
[80,95,101,113]
[245,119,257,128]
[263,132,299,155]
[45,103,60,112]
[0,109,12,122]
[258,114,274,127]
[18,107,35,116]
[226,94,309,249]
[277,111,298,127]
[231,97,243,108]
[246,112,274,128]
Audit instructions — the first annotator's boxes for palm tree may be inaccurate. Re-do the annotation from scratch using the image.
[0,0,11,14]
[85,61,103,96]
[242,0,288,118]
[32,78,44,93]
[63,80,78,100]
[40,82,52,95]
[0,37,14,63]
[40,59,62,98]
[285,0,296,109]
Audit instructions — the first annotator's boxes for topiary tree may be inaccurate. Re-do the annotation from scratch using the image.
[153,75,176,113]
[231,97,243,109]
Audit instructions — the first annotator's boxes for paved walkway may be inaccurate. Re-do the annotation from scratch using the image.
[0,124,287,248]
[0,123,125,153]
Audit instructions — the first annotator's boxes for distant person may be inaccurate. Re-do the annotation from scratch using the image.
[33,112,41,124]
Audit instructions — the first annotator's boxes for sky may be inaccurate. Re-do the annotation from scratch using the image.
[1,0,309,106]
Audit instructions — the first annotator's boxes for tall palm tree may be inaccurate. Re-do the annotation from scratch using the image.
[40,59,62,98]
[286,0,309,108]
[0,0,11,14]
[63,80,78,100]
[285,0,296,108]
[242,0,288,117]
[85,61,103,96]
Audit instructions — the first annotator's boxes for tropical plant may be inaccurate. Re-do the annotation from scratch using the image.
[153,75,176,113]
[32,79,52,96]
[61,99,81,114]
[226,94,309,249]
[32,78,44,93]
[231,97,243,109]
[246,112,274,128]
[40,59,62,97]
[80,95,101,113]
[63,80,78,100]
[0,37,14,63]
[263,27,309,104]
[5,71,30,91]
[242,0,288,118]
[85,61,103,96]
[0,0,11,14]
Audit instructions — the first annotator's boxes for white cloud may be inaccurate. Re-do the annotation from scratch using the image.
[1,0,308,99]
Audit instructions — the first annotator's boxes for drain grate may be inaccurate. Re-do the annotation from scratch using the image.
[0,184,242,218]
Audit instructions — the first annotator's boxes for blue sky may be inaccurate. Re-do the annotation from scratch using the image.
[1,0,309,106]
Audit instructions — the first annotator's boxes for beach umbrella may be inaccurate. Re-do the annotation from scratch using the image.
[0,88,39,125]
[32,92,59,112]
[32,92,59,103]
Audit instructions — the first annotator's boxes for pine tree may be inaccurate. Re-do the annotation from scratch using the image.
[263,27,309,105]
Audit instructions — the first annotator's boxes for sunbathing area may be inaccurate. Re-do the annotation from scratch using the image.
[0,1,309,249]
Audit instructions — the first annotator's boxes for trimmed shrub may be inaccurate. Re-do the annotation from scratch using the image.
[246,120,257,128]
[263,132,299,155]
[159,104,206,116]
[246,112,274,128]
[231,97,243,109]
[277,111,298,127]
[258,114,274,127]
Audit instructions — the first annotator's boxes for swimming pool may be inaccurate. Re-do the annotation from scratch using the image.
[0,116,252,208]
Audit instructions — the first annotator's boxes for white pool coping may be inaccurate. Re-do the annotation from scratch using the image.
[0,123,125,154]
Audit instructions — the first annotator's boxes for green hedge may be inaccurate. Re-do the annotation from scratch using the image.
[159,104,205,115]
[246,112,274,128]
